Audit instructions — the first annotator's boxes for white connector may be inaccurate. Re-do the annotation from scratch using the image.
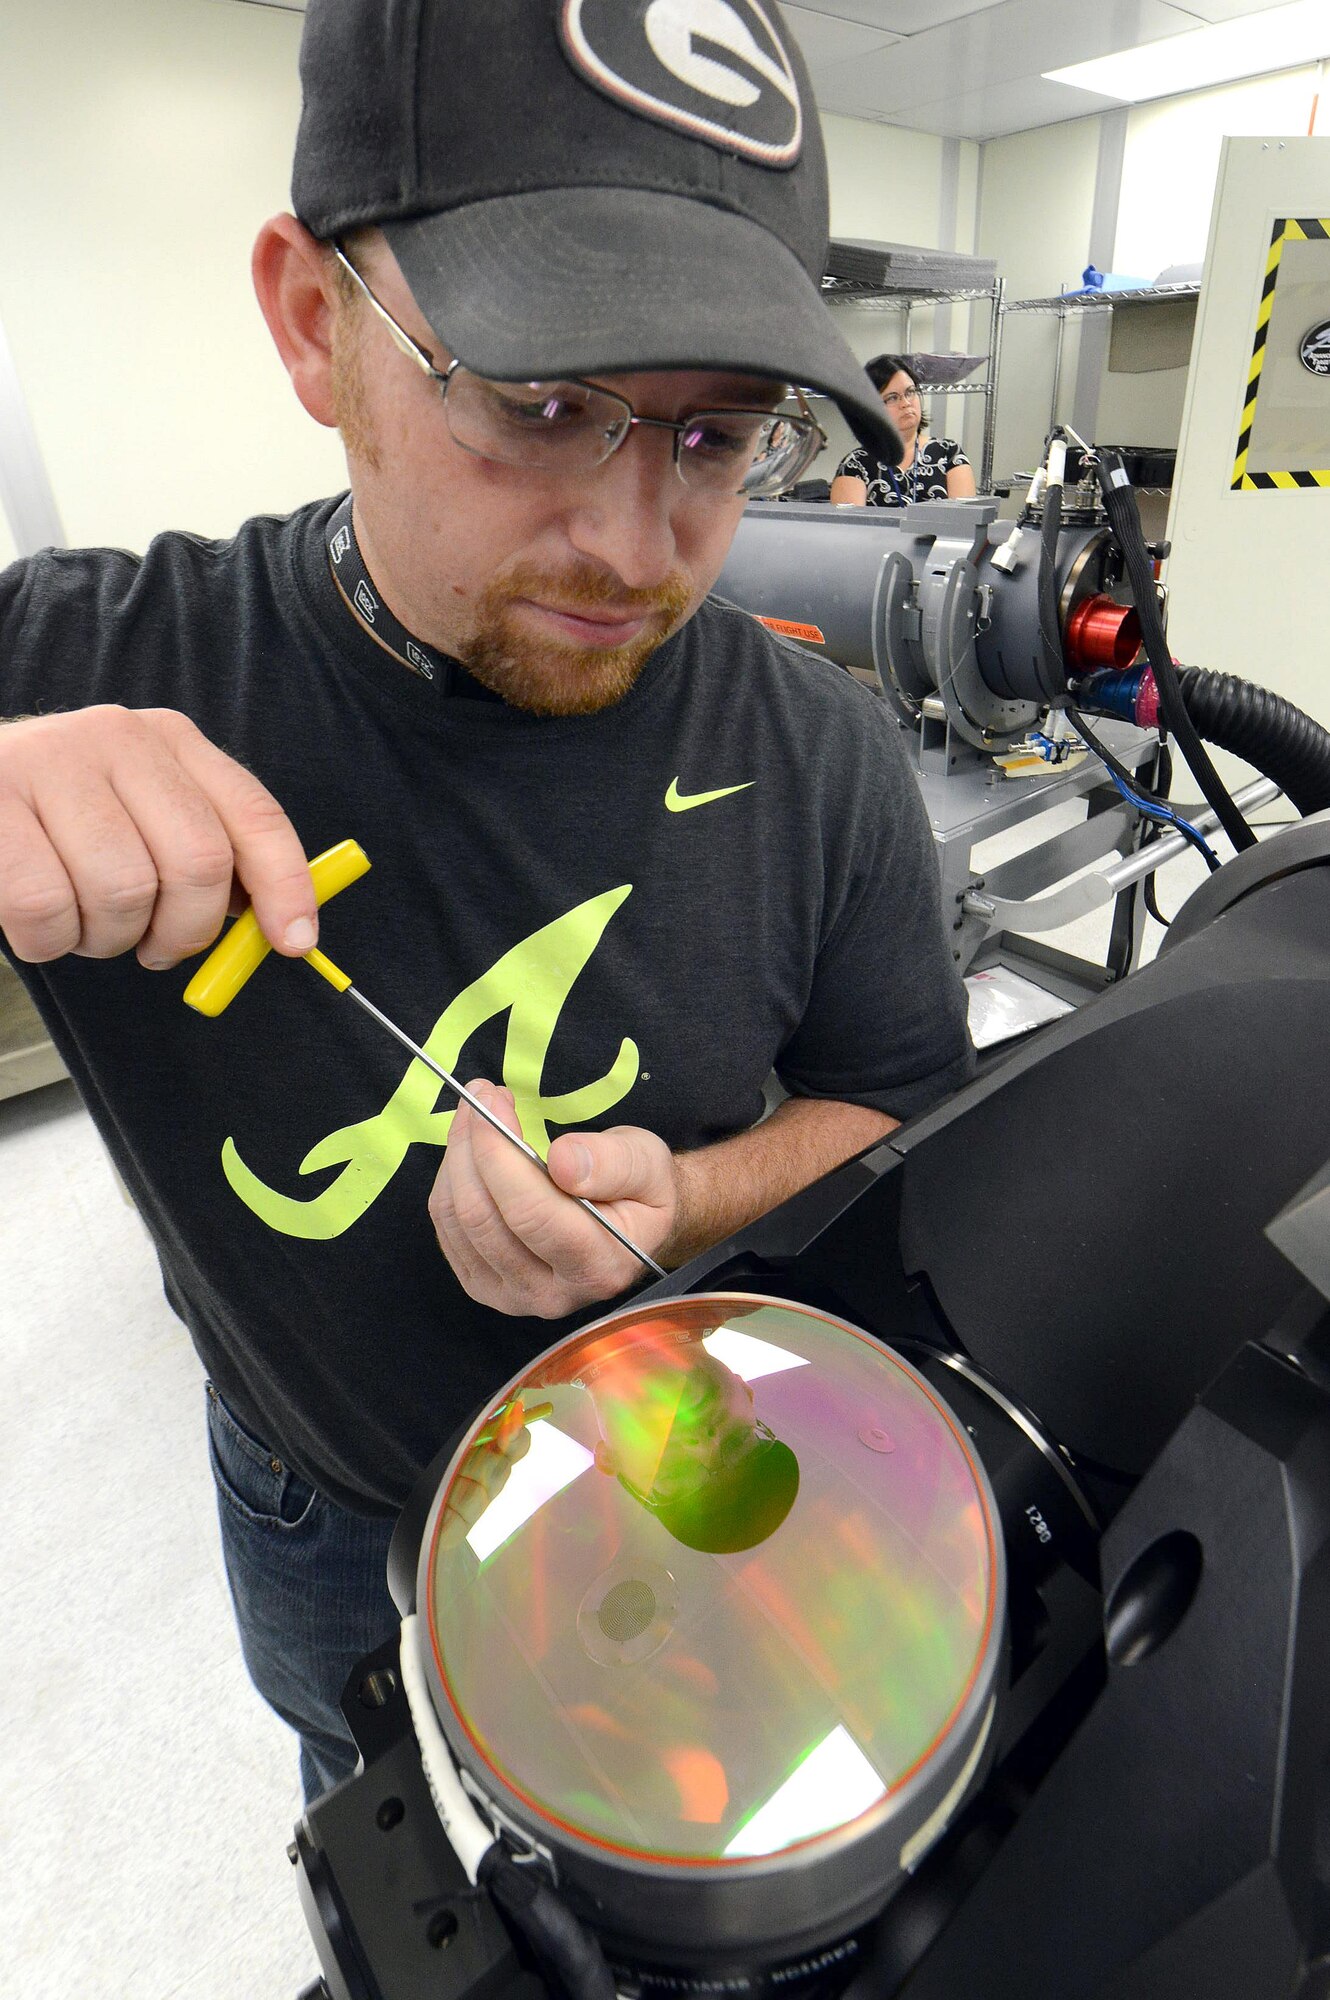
[1047,438,1068,490]
[992,464,1049,574]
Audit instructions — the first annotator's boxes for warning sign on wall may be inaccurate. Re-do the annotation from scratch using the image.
[1232,217,1330,490]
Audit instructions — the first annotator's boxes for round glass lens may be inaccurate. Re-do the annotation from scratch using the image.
[446,372,629,468]
[422,1295,1001,1867]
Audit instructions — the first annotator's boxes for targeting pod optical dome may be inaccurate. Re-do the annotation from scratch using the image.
[412,1293,1007,1996]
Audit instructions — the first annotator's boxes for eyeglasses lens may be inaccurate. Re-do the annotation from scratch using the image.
[443,373,630,470]
[676,412,811,497]
[443,368,815,498]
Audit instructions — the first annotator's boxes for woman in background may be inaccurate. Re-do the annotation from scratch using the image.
[830,354,977,506]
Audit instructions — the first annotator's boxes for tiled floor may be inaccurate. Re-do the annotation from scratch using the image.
[0,816,1212,2000]
[1,1080,320,2000]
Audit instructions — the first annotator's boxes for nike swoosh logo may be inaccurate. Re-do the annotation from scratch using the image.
[664,777,756,813]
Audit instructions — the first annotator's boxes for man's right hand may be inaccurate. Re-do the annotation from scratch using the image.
[0,705,318,969]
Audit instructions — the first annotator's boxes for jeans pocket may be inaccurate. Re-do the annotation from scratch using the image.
[206,1382,317,1531]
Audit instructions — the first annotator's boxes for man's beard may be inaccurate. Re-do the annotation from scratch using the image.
[332,311,695,716]
[459,560,695,717]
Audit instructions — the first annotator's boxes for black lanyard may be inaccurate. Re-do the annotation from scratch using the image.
[325,495,499,699]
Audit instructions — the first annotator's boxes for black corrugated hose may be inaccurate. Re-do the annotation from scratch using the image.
[1174,667,1330,816]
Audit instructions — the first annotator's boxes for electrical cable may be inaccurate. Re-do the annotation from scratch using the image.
[1141,826,1171,928]
[1092,450,1256,852]
[480,1851,617,2000]
[1142,742,1173,925]
[1106,765,1220,871]
[1103,767,1221,871]
[1061,699,1152,792]
[1154,738,1174,803]
[1066,702,1220,871]
[398,1614,496,1884]
[1035,440,1068,703]
[1106,856,1140,981]
[398,1614,617,2000]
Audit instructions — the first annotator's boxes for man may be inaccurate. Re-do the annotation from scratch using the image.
[0,0,971,1799]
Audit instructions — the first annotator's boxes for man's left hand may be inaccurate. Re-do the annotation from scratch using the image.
[428,1080,678,1317]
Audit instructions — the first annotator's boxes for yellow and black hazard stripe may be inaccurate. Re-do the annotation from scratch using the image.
[1232,216,1330,490]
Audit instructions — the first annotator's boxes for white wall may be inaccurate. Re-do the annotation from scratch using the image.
[978,63,1327,488]
[819,113,984,478]
[0,9,969,548]
[1115,68,1327,277]
[0,0,347,556]
[0,0,1320,584]
[823,112,956,247]
[977,117,1103,483]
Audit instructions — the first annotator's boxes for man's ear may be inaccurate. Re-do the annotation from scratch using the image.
[251,213,340,428]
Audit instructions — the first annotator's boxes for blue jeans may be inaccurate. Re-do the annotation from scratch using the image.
[205,1382,399,1804]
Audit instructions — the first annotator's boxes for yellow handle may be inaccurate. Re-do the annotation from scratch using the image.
[183,839,370,1016]
[302,947,354,994]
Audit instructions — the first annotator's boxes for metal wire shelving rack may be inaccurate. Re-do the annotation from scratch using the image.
[818,274,1007,492]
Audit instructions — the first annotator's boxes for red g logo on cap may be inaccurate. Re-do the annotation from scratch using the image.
[561,0,804,165]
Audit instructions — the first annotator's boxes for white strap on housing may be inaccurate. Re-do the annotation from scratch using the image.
[399,1612,496,1884]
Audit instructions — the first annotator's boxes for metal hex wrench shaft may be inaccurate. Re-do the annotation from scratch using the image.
[182,839,667,1280]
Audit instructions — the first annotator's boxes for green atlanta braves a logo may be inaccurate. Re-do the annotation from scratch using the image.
[222,885,640,1241]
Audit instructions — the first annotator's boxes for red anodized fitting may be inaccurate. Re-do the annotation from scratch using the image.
[1065,593,1143,671]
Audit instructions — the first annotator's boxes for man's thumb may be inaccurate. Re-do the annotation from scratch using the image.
[548,1128,671,1204]
[553,1139,594,1189]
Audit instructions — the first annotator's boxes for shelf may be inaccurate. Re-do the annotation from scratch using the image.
[1003,282,1200,316]
[0,962,65,1101]
[994,478,1174,497]
[819,278,1006,492]
[822,279,1000,306]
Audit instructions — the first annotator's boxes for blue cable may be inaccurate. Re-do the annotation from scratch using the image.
[1103,766,1220,870]
[1063,698,1223,874]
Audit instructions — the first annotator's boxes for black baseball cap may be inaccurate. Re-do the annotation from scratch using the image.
[291,0,902,465]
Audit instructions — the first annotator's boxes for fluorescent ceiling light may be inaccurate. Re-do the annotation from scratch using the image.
[723,1724,885,1858]
[702,1325,811,1382]
[1045,0,1330,103]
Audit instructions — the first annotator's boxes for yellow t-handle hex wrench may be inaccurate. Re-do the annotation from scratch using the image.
[182,838,667,1279]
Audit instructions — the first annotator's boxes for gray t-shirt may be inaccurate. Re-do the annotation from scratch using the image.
[0,496,972,1510]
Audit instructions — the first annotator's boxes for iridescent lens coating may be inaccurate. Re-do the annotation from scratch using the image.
[424,1296,999,1865]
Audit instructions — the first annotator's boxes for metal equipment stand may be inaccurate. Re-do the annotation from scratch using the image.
[919,721,1162,1001]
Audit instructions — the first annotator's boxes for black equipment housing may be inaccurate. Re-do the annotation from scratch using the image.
[293,819,1330,2000]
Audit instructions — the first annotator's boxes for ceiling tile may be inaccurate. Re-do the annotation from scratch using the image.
[786,0,1011,30]
[230,0,1316,146]
[856,72,1130,139]
[808,0,1208,113]
[1166,0,1312,17]
[780,5,901,70]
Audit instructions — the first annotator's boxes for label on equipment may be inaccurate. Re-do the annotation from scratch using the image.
[1300,320,1330,377]
[755,616,826,645]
